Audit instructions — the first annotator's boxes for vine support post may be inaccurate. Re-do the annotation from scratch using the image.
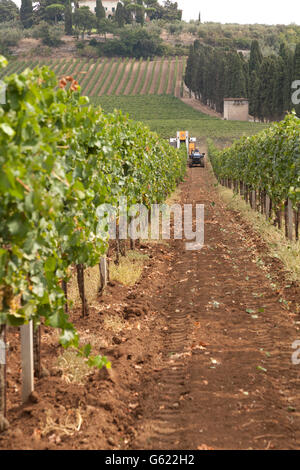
[99,255,107,294]
[115,224,120,265]
[76,264,88,318]
[295,206,299,241]
[33,323,41,379]
[265,195,271,220]
[286,199,293,241]
[240,181,244,198]
[20,321,34,403]
[250,190,256,210]
[62,280,68,313]
[0,324,7,419]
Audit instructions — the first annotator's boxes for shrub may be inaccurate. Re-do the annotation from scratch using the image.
[0,26,23,52]
[30,44,53,57]
[28,21,64,47]
[77,45,98,58]
[97,28,164,58]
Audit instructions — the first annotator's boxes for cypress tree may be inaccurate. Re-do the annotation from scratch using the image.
[225,52,246,98]
[258,56,277,121]
[249,70,260,120]
[115,2,125,27]
[294,42,300,79]
[20,0,33,28]
[64,0,73,35]
[136,0,145,25]
[184,44,196,95]
[279,43,294,114]
[293,43,300,115]
[249,40,262,74]
[95,0,106,21]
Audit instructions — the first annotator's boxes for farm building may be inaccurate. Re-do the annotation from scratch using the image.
[223,98,249,121]
[79,0,118,17]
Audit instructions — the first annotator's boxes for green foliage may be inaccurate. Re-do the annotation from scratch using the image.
[73,6,96,38]
[45,3,64,23]
[0,26,23,55]
[91,95,268,141]
[35,22,64,47]
[98,27,164,58]
[0,58,186,367]
[185,39,300,120]
[95,0,106,21]
[64,0,73,35]
[0,0,19,23]
[208,112,300,208]
[20,0,33,29]
[115,2,126,28]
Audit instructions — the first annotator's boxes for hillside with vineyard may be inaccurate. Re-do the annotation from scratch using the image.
[0,8,300,451]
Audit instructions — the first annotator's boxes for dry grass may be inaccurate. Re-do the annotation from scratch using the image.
[56,349,91,385]
[218,185,300,284]
[68,265,100,307]
[165,186,182,205]
[102,313,126,333]
[41,408,84,438]
[109,250,149,287]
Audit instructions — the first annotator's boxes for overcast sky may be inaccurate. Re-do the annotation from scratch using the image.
[174,0,300,24]
[11,0,300,25]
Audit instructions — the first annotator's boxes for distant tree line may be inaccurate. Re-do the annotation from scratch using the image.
[185,39,300,121]
[0,0,182,31]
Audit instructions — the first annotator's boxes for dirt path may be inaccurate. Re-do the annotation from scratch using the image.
[181,93,223,119]
[131,165,300,450]
[1,164,300,450]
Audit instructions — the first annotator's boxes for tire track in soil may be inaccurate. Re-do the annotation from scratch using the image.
[131,163,300,450]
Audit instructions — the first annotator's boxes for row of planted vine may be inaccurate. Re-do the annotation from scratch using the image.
[0,54,187,409]
[0,57,183,97]
[208,112,300,240]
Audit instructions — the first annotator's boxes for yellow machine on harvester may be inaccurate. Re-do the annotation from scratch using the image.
[169,131,205,168]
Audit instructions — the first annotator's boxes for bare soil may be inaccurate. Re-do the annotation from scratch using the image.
[158,60,170,95]
[140,60,155,95]
[148,60,160,95]
[1,164,300,450]
[123,61,140,96]
[115,60,133,96]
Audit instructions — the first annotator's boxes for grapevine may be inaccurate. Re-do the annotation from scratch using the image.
[0,56,186,368]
